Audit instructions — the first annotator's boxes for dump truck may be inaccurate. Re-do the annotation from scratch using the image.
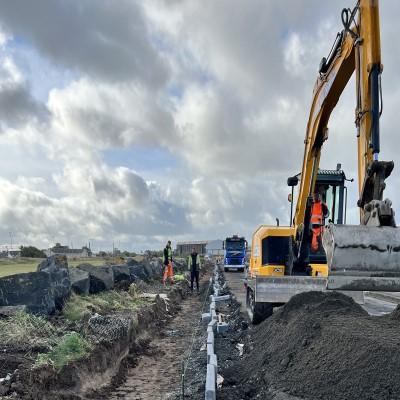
[246,0,400,324]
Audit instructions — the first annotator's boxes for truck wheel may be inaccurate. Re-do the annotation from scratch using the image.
[239,267,245,273]
[224,267,228,272]
[246,288,273,324]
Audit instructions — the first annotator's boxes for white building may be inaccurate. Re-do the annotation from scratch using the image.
[46,243,92,259]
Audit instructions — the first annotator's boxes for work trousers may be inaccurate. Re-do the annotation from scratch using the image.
[190,269,199,291]
[163,262,174,284]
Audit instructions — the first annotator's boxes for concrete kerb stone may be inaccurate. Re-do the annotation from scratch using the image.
[202,312,211,324]
[205,364,216,400]
[203,265,219,400]
[209,353,218,379]
[207,343,214,363]
[213,294,231,302]
[208,319,216,332]
[207,331,214,347]
[209,302,216,313]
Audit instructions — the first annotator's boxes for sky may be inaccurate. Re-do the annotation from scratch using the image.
[0,0,399,252]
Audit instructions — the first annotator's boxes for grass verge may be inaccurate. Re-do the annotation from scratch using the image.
[35,332,93,371]
[0,310,59,347]
[63,290,145,322]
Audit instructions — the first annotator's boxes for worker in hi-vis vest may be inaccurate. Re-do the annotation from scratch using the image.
[188,247,201,293]
[310,192,329,253]
[162,240,174,286]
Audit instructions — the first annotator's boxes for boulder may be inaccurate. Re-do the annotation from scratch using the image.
[0,272,55,315]
[37,255,71,310]
[126,258,139,267]
[77,264,114,293]
[112,264,133,290]
[149,259,163,276]
[69,268,90,295]
[112,264,131,283]
[129,264,150,282]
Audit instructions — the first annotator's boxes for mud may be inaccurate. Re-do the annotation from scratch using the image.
[219,290,400,400]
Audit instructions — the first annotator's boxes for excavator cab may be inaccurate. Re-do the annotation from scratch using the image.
[309,169,347,263]
[287,167,348,270]
[246,168,351,323]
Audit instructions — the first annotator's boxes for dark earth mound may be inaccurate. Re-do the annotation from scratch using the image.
[221,291,400,400]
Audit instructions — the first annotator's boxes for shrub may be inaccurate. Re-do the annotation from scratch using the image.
[20,246,46,258]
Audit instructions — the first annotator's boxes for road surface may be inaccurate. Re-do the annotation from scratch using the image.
[223,269,398,317]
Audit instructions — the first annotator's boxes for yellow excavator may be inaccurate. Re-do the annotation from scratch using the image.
[246,0,400,324]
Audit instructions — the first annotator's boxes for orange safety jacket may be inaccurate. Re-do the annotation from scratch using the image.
[311,201,323,226]
[311,200,326,252]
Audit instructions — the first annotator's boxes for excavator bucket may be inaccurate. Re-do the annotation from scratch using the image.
[254,276,327,303]
[323,224,400,291]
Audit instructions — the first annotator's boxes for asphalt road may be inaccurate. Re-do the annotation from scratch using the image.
[223,269,398,317]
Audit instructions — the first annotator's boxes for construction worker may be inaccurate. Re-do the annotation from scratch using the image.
[310,192,329,253]
[188,247,201,293]
[162,240,174,286]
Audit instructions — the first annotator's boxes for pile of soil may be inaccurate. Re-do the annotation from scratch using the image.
[221,291,400,400]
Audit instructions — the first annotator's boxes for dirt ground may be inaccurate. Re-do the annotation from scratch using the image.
[107,278,210,400]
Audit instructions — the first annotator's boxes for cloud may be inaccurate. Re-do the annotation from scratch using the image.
[0,55,48,130]
[0,0,169,86]
[0,162,190,248]
[47,78,176,154]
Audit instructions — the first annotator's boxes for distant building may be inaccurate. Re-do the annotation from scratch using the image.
[176,241,207,256]
[206,240,224,257]
[0,245,22,258]
[46,243,92,258]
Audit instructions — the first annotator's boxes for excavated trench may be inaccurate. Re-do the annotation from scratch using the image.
[0,269,212,400]
[107,284,208,400]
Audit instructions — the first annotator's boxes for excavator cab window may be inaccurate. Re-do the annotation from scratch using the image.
[262,236,290,266]
[309,169,347,262]
[314,169,346,225]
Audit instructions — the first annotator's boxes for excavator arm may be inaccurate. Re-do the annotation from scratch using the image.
[295,30,355,228]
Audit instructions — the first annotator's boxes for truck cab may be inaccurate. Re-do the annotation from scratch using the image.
[223,235,247,272]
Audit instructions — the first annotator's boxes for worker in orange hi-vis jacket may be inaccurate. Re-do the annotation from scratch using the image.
[310,192,329,253]
[162,240,174,286]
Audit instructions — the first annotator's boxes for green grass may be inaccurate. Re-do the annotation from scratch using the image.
[63,290,145,322]
[0,257,108,278]
[174,273,186,282]
[0,258,41,277]
[0,310,59,347]
[35,332,93,370]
